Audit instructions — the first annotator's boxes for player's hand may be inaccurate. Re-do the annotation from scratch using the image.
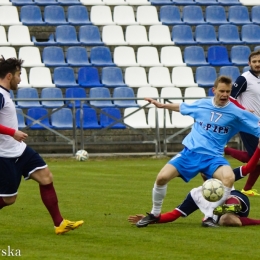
[13,130,28,142]
[128,214,145,224]
[144,98,164,108]
[246,109,254,113]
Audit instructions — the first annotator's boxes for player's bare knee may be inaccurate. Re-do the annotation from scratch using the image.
[3,195,17,205]
[31,168,53,185]
[219,214,241,227]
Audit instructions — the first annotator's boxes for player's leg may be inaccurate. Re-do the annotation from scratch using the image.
[219,213,242,226]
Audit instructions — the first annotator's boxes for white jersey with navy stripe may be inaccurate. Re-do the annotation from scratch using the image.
[0,86,26,157]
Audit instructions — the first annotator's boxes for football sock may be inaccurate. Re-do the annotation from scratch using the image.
[243,165,260,191]
[224,147,250,163]
[241,148,260,176]
[239,217,260,226]
[151,183,167,217]
[158,209,183,223]
[0,197,8,209]
[39,182,63,227]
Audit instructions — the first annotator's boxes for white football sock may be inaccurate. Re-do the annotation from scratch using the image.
[151,183,167,217]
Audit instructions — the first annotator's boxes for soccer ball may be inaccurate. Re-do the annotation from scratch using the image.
[75,149,89,161]
[202,178,224,202]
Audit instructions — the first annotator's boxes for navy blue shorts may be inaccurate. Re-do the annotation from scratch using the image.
[240,132,258,157]
[230,190,250,217]
[0,146,47,196]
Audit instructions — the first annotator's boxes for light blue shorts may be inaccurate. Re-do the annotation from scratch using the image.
[168,147,230,182]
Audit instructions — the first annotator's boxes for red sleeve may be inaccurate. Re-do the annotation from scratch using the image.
[229,97,246,110]
[0,124,15,136]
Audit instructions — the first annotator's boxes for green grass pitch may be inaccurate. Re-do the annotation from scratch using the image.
[2,156,260,259]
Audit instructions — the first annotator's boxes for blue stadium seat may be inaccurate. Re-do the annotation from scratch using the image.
[51,108,73,130]
[42,46,67,67]
[76,108,101,129]
[90,46,115,67]
[79,25,104,46]
[251,6,260,25]
[195,66,217,88]
[182,6,206,25]
[159,6,184,25]
[113,87,138,108]
[218,24,244,44]
[184,46,209,66]
[243,66,250,73]
[78,67,104,88]
[100,108,125,129]
[66,46,92,67]
[16,88,42,108]
[172,0,196,4]
[67,6,91,25]
[16,108,26,129]
[207,46,232,66]
[65,87,88,108]
[241,24,260,44]
[55,25,81,45]
[208,87,214,96]
[44,5,68,25]
[171,25,196,45]
[20,6,46,25]
[35,0,58,4]
[219,66,240,83]
[53,67,79,88]
[101,67,127,88]
[89,87,115,108]
[32,34,57,46]
[195,24,220,44]
[57,0,81,4]
[12,0,35,5]
[26,108,52,130]
[41,88,64,108]
[255,46,260,51]
[205,6,229,25]
[230,46,251,66]
[217,0,241,5]
[228,6,252,25]
[150,0,172,4]
[195,0,218,4]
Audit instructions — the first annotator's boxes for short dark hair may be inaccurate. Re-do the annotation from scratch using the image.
[214,75,232,88]
[0,56,23,79]
[249,50,260,62]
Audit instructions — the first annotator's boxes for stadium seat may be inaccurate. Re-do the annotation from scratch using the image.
[79,25,104,46]
[19,47,44,67]
[113,6,138,25]
[65,87,88,108]
[205,6,229,25]
[78,67,104,88]
[207,46,232,66]
[195,66,217,88]
[0,6,21,25]
[55,25,81,45]
[137,46,163,67]
[53,67,79,88]
[26,108,52,130]
[90,6,115,25]
[241,24,260,44]
[123,108,150,129]
[195,25,220,44]
[32,34,57,46]
[114,46,139,67]
[136,6,162,25]
[20,6,46,26]
[126,0,150,4]
[172,25,196,45]
[228,6,252,25]
[172,0,196,4]
[66,46,91,67]
[160,87,183,105]
[76,108,101,129]
[230,46,251,66]
[137,87,159,108]
[172,111,194,128]
[148,67,175,88]
[89,87,115,108]
[51,108,73,130]
[182,6,206,25]
[100,108,125,129]
[172,67,198,88]
[218,24,244,44]
[44,5,68,25]
[35,0,58,4]
[184,46,209,66]
[160,46,186,67]
[255,46,260,51]
[103,0,128,4]
[16,88,42,108]
[124,67,151,88]
[42,46,67,67]
[16,108,26,129]
[113,87,138,108]
[184,87,206,104]
[8,25,34,46]
[195,0,218,4]
[18,67,31,88]
[67,6,91,25]
[41,88,64,108]
[101,67,127,88]
[29,67,56,88]
[0,26,10,46]
[238,0,259,5]
[243,66,250,73]
[0,46,16,59]
[217,0,241,4]
[80,0,104,4]
[125,25,151,45]
[147,107,173,128]
[90,46,115,67]
[219,66,240,83]
[159,5,184,25]
[251,6,260,24]
[4,0,17,5]
[149,0,172,4]
[148,25,174,45]
[58,0,81,4]
[102,25,128,45]
[208,87,214,96]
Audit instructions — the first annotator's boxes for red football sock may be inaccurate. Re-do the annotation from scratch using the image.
[158,209,183,223]
[241,148,260,176]
[39,183,63,227]
[224,147,250,163]
[243,165,260,191]
[0,197,8,209]
[239,217,260,226]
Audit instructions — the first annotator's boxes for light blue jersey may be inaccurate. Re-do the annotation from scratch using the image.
[180,98,260,157]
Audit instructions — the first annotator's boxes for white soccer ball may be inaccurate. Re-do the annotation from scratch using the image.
[202,178,224,202]
[75,149,89,161]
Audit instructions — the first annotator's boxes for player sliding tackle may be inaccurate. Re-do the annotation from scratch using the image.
[136,76,260,228]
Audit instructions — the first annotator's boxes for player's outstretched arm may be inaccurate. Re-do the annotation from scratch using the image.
[128,214,145,224]
[144,98,180,112]
[13,130,28,142]
[0,124,27,142]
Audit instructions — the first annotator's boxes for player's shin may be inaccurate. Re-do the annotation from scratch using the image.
[151,183,167,217]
